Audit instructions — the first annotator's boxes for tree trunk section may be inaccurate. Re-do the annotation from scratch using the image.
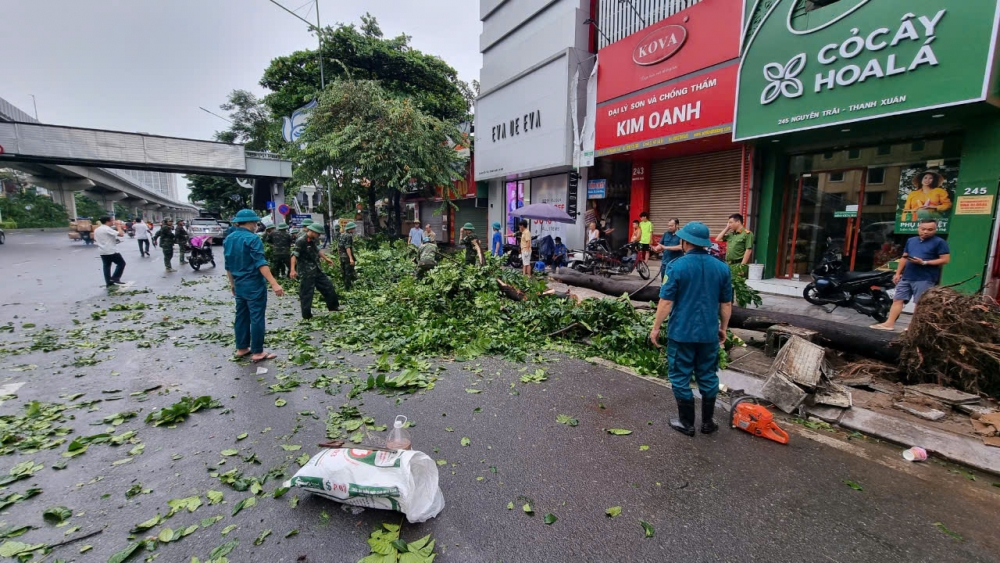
[550,270,900,362]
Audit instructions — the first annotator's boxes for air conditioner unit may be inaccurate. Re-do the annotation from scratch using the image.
[475,197,489,209]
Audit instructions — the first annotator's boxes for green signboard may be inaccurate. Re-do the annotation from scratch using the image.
[734,0,1000,140]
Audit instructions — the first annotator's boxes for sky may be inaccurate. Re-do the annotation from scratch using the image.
[1,0,482,202]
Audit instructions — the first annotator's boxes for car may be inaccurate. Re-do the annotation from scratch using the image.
[188,218,226,244]
[0,226,5,245]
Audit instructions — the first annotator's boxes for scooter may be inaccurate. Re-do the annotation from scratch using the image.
[802,247,895,323]
[593,242,651,280]
[186,235,217,271]
[568,239,611,275]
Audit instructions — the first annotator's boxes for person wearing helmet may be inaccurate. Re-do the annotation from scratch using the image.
[290,223,340,319]
[151,218,177,272]
[415,235,438,279]
[460,222,483,266]
[338,222,357,290]
[269,224,293,278]
[649,222,732,438]
[174,219,190,265]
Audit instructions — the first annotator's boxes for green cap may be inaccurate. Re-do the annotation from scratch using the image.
[307,224,324,234]
[462,222,475,231]
[277,223,288,230]
[301,218,314,227]
[345,222,357,231]
[232,209,259,224]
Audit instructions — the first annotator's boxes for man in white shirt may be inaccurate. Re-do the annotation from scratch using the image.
[133,220,150,257]
[408,221,423,246]
[95,216,127,287]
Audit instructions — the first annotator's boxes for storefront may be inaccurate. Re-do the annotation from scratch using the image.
[735,0,1000,293]
[592,0,751,242]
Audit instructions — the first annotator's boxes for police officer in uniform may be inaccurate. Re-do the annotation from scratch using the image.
[649,222,733,437]
[175,219,190,265]
[269,223,293,278]
[152,219,177,272]
[290,224,340,319]
[338,222,357,290]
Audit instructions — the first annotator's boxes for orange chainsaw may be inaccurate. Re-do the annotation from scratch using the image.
[730,392,789,445]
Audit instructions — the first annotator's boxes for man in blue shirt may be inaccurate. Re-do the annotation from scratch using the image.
[651,218,683,280]
[490,222,503,256]
[408,221,424,247]
[871,218,950,331]
[224,209,285,363]
[649,222,733,437]
[552,237,568,272]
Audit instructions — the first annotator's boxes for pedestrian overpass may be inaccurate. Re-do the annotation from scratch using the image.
[0,96,292,221]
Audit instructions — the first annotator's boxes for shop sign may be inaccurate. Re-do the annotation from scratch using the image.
[567,172,580,217]
[893,166,957,234]
[597,0,742,103]
[595,64,737,157]
[734,0,1000,141]
[489,110,542,143]
[954,194,995,215]
[587,179,607,199]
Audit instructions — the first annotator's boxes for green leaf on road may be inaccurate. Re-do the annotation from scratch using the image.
[272,487,289,499]
[607,428,632,435]
[522,503,533,514]
[281,444,301,451]
[157,527,176,543]
[445,427,454,432]
[236,433,248,441]
[639,445,650,451]
[606,506,622,518]
[221,524,237,536]
[231,496,256,516]
[207,490,224,505]
[79,544,93,553]
[934,522,963,541]
[460,437,471,447]
[209,539,239,559]
[285,529,299,538]
[640,520,655,538]
[42,506,72,525]
[0,541,46,558]
[107,541,141,563]
[167,495,202,515]
[556,414,578,426]
[275,398,287,407]
[507,502,514,510]
[200,516,224,528]
[436,459,447,466]
[843,480,863,492]
[296,453,311,466]
[254,529,272,545]
[220,449,239,456]
[543,513,558,525]
[464,389,481,394]
[130,515,162,534]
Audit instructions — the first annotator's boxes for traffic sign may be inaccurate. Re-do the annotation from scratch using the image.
[266,200,275,210]
[278,204,290,215]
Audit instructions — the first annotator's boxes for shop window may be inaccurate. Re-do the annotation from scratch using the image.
[822,151,834,160]
[876,145,892,156]
[829,171,845,182]
[911,140,926,152]
[867,168,885,185]
[847,148,861,160]
[865,191,883,206]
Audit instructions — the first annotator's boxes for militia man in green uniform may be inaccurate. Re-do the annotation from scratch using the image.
[290,224,340,319]
[175,219,190,265]
[296,218,314,245]
[716,213,754,278]
[460,222,483,266]
[415,234,438,279]
[269,223,293,278]
[151,219,177,272]
[338,222,357,290]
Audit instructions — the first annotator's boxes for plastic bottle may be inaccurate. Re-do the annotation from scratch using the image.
[386,415,412,450]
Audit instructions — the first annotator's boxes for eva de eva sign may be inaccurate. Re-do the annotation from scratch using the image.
[597,0,742,103]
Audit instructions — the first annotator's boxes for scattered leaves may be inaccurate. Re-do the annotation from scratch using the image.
[556,414,579,427]
[606,506,622,518]
[640,520,655,538]
[606,428,632,436]
[843,480,863,492]
[543,513,558,525]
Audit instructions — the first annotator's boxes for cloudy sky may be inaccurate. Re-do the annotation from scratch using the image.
[1,0,482,201]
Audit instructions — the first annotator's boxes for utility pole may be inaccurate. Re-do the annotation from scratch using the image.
[30,95,38,121]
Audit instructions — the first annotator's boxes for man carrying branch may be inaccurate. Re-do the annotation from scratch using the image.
[650,222,733,438]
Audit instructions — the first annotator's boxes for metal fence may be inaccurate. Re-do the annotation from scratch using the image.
[596,0,703,49]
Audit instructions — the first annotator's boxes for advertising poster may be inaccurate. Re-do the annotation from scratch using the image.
[894,166,958,234]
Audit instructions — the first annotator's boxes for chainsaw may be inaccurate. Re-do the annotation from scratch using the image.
[729,391,789,445]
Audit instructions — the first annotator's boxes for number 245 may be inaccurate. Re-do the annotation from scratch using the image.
[963,187,989,195]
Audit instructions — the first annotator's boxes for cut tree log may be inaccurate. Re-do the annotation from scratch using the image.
[550,269,901,363]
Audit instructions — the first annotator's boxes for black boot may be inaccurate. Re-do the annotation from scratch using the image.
[669,398,696,437]
[701,396,719,434]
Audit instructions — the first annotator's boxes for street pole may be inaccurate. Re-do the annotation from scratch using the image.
[317,0,335,233]
[30,95,38,121]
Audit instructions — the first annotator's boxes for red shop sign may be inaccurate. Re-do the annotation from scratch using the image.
[595,63,737,157]
[597,0,742,104]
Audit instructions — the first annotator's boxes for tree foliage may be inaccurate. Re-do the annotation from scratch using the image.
[74,193,106,220]
[186,175,249,218]
[0,190,69,228]
[292,79,466,233]
[212,90,278,152]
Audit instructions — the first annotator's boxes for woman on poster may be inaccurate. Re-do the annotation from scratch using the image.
[902,170,951,222]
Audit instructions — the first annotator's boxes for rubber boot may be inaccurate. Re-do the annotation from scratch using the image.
[669,398,696,437]
[701,396,719,434]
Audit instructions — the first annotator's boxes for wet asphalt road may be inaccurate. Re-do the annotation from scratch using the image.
[1,230,999,563]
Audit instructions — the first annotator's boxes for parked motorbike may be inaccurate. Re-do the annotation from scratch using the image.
[187,235,217,271]
[504,234,540,268]
[568,239,611,275]
[591,241,651,280]
[126,227,135,238]
[802,247,895,323]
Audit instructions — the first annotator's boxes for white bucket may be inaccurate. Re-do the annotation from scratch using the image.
[748,263,764,281]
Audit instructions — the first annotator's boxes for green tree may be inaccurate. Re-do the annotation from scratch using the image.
[75,193,106,219]
[186,174,249,218]
[0,190,69,228]
[293,79,467,234]
[212,90,278,152]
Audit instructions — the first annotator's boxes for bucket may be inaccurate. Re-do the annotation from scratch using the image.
[748,263,764,281]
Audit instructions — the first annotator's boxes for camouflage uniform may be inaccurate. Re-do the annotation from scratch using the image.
[416,242,438,279]
[152,223,176,270]
[461,233,481,266]
[175,223,189,264]
[269,230,292,278]
[292,235,339,319]
[338,232,356,290]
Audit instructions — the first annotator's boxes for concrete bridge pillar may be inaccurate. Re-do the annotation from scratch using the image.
[28,177,95,221]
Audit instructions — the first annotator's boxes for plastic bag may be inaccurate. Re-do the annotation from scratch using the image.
[283,448,445,523]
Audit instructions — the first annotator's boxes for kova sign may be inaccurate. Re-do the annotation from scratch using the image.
[733,0,1000,140]
[594,0,743,157]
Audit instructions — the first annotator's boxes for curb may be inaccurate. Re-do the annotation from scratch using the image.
[717,370,1000,476]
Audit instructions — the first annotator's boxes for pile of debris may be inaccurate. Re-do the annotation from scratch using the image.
[758,333,852,414]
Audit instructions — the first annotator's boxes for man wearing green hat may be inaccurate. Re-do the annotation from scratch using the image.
[223,209,285,363]
[338,222,357,290]
[649,222,732,438]
[460,222,483,266]
[151,218,177,272]
[291,223,340,318]
[269,224,293,278]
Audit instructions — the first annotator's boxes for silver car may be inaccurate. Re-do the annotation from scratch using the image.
[189,218,226,245]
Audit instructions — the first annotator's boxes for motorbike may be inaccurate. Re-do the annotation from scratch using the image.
[568,238,611,275]
[126,226,135,238]
[504,234,540,268]
[802,247,895,323]
[590,241,651,280]
[186,235,217,271]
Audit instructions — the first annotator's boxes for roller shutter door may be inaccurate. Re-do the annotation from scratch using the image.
[453,198,488,245]
[649,149,742,236]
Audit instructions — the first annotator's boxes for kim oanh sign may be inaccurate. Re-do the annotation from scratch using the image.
[733,0,1000,141]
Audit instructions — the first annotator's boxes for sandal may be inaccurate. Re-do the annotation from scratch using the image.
[234,350,252,358]
[869,324,895,332]
[251,352,277,363]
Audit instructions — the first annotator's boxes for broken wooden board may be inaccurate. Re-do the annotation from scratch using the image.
[768,336,824,390]
[835,373,875,388]
[814,381,853,408]
[907,384,981,406]
[760,370,808,414]
[765,325,819,357]
[957,403,998,417]
[894,401,947,421]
